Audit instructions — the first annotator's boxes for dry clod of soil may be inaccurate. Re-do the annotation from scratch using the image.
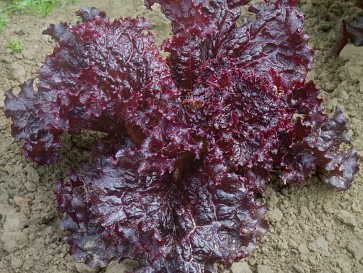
[13,196,29,207]
[256,265,274,273]
[231,262,253,273]
[298,243,310,255]
[315,236,329,252]
[10,256,23,269]
[336,210,358,227]
[75,263,100,273]
[105,260,138,273]
[9,62,26,81]
[346,240,363,261]
[267,208,284,223]
[0,204,28,253]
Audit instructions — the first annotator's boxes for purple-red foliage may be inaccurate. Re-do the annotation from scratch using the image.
[4,1,359,272]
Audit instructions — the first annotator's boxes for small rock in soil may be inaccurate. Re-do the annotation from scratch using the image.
[14,28,25,35]
[298,243,310,255]
[75,262,100,273]
[0,56,12,64]
[9,62,26,81]
[337,259,352,273]
[257,265,274,273]
[13,196,29,207]
[25,165,39,184]
[231,261,253,273]
[0,207,29,252]
[292,264,305,273]
[3,211,27,230]
[325,231,335,243]
[346,240,363,261]
[336,210,357,227]
[22,48,36,60]
[105,260,138,273]
[22,259,34,271]
[268,208,283,223]
[315,236,329,252]
[276,241,288,250]
[10,256,23,269]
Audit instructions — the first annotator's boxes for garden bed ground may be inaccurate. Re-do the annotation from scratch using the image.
[0,0,362,272]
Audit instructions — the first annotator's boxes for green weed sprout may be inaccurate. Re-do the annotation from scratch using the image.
[7,39,23,54]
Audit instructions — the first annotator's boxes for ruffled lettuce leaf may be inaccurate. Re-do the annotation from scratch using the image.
[57,146,267,272]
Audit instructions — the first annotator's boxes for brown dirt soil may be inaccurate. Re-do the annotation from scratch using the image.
[0,0,362,273]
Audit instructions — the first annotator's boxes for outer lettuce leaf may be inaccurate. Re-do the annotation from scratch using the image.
[4,8,200,168]
[277,82,359,190]
[4,80,61,164]
[225,0,313,90]
[42,21,69,42]
[330,0,363,56]
[315,108,359,190]
[144,0,211,35]
[56,168,118,267]
[157,0,313,91]
[59,147,267,272]
[37,9,179,141]
[155,0,251,90]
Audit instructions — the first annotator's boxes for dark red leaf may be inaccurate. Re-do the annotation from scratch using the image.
[85,149,267,271]
[5,9,200,167]
[223,0,313,91]
[345,19,363,46]
[276,83,359,189]
[184,57,290,191]
[157,0,250,90]
[42,22,69,42]
[315,108,360,190]
[330,1,363,56]
[4,80,61,164]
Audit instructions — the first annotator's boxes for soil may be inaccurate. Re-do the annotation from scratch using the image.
[0,0,362,273]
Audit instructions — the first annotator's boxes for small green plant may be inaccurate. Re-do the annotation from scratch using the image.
[0,1,78,33]
[0,14,7,33]
[7,39,23,53]
[0,2,8,33]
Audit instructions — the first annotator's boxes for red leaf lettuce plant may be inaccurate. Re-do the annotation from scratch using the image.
[4,0,359,272]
